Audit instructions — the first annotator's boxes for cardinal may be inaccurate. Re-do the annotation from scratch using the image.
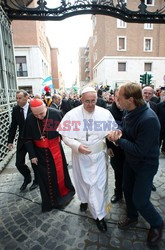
[23,98,75,212]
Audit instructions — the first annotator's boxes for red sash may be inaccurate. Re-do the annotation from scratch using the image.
[34,137,69,196]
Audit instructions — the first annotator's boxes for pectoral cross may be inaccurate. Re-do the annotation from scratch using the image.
[86,131,89,141]
[40,136,45,141]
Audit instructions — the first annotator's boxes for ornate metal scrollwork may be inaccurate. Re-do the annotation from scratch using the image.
[1,0,165,23]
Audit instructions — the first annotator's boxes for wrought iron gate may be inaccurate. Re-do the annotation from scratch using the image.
[1,0,165,23]
[0,6,17,171]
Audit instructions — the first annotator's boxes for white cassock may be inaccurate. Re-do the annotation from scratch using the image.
[57,104,117,220]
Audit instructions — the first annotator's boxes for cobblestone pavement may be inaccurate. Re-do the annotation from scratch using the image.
[0,144,165,250]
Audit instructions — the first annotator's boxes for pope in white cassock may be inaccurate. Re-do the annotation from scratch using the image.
[58,87,117,232]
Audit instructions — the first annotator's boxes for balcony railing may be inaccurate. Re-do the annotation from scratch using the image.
[84,57,89,64]
[85,67,90,73]
[84,47,89,55]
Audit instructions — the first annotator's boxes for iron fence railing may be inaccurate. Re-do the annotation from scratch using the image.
[0,7,17,172]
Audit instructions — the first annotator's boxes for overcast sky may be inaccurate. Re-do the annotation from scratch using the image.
[45,1,93,88]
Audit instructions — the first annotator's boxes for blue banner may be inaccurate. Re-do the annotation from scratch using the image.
[42,76,52,86]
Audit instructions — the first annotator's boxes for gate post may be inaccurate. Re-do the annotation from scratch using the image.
[0,8,10,121]
[0,6,17,170]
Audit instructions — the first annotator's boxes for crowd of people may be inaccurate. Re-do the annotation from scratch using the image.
[7,83,165,247]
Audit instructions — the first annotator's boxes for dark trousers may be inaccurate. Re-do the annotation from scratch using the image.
[16,144,38,181]
[110,147,125,196]
[123,161,163,228]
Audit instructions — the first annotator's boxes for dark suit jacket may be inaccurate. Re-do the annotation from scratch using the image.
[157,102,165,139]
[150,96,160,104]
[96,97,107,109]
[8,104,31,149]
[61,98,73,115]
[50,102,59,110]
[149,101,158,114]
[73,99,81,108]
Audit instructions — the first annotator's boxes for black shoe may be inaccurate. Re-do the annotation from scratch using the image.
[29,181,38,191]
[111,194,123,204]
[151,184,156,192]
[96,218,107,232]
[80,203,88,212]
[20,177,31,191]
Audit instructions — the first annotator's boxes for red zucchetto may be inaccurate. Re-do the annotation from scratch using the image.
[30,98,44,108]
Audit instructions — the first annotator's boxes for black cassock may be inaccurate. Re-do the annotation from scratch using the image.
[23,107,75,212]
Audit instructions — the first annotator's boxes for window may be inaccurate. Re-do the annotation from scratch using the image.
[117,37,126,51]
[145,0,154,6]
[144,38,153,52]
[93,32,97,46]
[93,50,97,62]
[94,69,97,78]
[118,62,126,72]
[15,56,28,77]
[144,23,153,29]
[92,15,97,30]
[117,19,127,28]
[85,67,90,72]
[144,63,152,72]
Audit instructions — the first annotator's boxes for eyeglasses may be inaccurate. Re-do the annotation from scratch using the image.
[84,100,96,104]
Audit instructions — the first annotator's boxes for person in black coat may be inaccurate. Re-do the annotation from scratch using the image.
[8,90,38,191]
[142,86,158,191]
[23,99,75,212]
[107,83,163,247]
[72,94,81,108]
[142,86,158,113]
[61,96,74,116]
[157,100,165,154]
[107,89,125,203]
[50,94,62,110]
[96,89,107,109]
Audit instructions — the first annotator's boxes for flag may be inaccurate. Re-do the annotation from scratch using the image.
[42,76,52,86]
[41,76,53,90]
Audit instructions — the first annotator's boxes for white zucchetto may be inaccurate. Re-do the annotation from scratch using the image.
[81,86,96,95]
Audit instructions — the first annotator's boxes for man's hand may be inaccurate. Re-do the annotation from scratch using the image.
[78,145,92,155]
[107,130,122,142]
[31,157,38,165]
[8,143,13,151]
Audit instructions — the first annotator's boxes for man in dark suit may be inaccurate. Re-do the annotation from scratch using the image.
[8,90,38,191]
[96,89,107,109]
[142,86,158,113]
[157,100,165,154]
[142,86,158,191]
[107,89,125,203]
[50,94,62,110]
[60,95,74,116]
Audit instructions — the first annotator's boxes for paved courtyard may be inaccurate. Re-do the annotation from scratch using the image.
[0,144,165,250]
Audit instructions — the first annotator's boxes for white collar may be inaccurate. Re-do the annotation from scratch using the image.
[22,102,29,110]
